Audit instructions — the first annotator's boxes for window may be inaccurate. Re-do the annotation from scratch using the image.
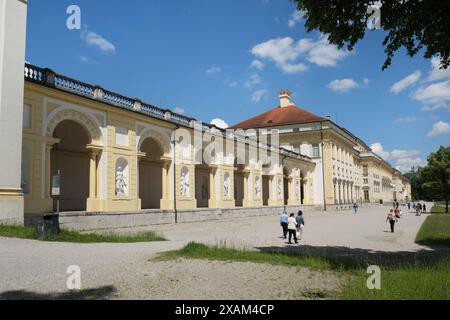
[312,144,320,158]
[23,104,31,129]
[363,165,368,177]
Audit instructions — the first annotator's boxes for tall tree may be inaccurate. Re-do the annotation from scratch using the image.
[421,146,450,213]
[404,166,427,201]
[292,0,450,70]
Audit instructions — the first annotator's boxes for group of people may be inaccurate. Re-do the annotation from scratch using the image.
[279,211,305,244]
[386,201,428,233]
[413,203,426,216]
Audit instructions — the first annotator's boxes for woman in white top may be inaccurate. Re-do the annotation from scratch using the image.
[287,213,298,244]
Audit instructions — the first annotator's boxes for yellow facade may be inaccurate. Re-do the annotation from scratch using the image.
[21,69,316,217]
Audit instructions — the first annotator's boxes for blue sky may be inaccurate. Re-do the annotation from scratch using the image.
[25,0,450,172]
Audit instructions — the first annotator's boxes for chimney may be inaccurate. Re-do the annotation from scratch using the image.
[278,89,294,108]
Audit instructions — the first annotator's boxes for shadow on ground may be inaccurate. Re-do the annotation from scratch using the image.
[0,285,116,300]
[255,244,450,269]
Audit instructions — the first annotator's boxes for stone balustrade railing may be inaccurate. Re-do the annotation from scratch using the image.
[24,63,311,163]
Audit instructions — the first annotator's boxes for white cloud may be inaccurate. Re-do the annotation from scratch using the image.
[229,81,239,88]
[211,118,229,129]
[174,107,185,114]
[306,37,349,67]
[390,150,421,159]
[251,35,348,74]
[370,143,390,160]
[244,74,262,88]
[413,80,450,111]
[395,158,426,173]
[427,121,450,138]
[328,78,369,92]
[250,60,265,70]
[371,142,425,172]
[82,31,116,53]
[251,89,267,103]
[426,57,450,82]
[390,70,421,94]
[328,79,359,92]
[78,55,97,64]
[395,116,417,123]
[206,66,221,76]
[288,10,303,28]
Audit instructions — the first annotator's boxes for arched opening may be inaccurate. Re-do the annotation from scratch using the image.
[139,137,164,209]
[51,120,90,211]
[300,172,305,205]
[195,148,210,208]
[283,168,289,206]
[234,159,244,207]
[262,175,270,206]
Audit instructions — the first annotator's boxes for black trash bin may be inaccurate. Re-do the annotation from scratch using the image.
[379,199,383,205]
[36,214,60,237]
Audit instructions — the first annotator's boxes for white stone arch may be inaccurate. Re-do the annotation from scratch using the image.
[46,108,102,144]
[138,127,172,157]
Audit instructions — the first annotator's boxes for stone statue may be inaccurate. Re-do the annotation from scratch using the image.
[277,178,283,197]
[224,174,230,198]
[296,180,300,199]
[255,176,261,198]
[115,166,127,196]
[180,169,189,197]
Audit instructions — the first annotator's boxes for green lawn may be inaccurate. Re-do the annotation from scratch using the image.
[160,242,339,271]
[430,203,448,214]
[161,242,450,300]
[340,259,450,300]
[0,225,166,243]
[415,215,450,246]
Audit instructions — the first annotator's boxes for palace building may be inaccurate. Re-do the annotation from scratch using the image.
[231,90,411,210]
[0,0,410,230]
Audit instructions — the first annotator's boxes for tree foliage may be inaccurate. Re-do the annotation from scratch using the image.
[292,0,450,70]
[421,146,450,213]
[404,146,450,213]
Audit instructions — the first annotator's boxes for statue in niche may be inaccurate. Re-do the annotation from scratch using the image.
[296,180,300,199]
[255,176,261,198]
[224,173,230,198]
[180,169,189,197]
[277,178,283,198]
[115,166,127,196]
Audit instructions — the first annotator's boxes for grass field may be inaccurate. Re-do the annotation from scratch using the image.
[415,215,450,246]
[430,203,448,214]
[0,225,166,243]
[162,240,450,299]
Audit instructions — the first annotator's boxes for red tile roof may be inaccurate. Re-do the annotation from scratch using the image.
[230,105,325,129]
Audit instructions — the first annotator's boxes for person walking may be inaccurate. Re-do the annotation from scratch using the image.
[407,202,411,210]
[422,203,427,213]
[416,203,422,216]
[386,209,398,233]
[352,202,359,213]
[287,213,298,244]
[279,211,289,239]
[295,211,305,240]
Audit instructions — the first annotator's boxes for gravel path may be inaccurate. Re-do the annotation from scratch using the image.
[0,203,437,299]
